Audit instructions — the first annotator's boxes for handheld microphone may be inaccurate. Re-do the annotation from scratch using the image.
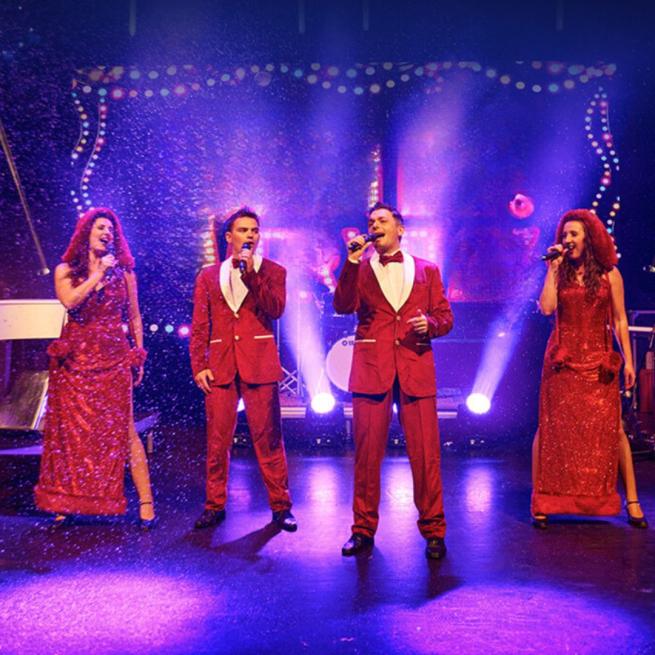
[541,242,574,261]
[348,232,383,252]
[239,242,252,274]
[104,242,116,279]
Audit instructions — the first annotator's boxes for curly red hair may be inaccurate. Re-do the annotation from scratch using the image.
[62,207,135,276]
[555,209,618,270]
[555,209,618,296]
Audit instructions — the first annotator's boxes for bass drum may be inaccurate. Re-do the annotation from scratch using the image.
[325,334,355,392]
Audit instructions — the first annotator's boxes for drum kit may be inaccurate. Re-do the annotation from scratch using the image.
[318,308,356,395]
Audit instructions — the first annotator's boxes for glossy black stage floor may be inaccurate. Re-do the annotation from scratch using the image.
[0,426,654,655]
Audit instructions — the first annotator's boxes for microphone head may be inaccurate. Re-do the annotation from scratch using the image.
[367,232,384,243]
[242,242,253,251]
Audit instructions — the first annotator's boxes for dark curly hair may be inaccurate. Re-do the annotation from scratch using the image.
[62,207,135,280]
[555,208,618,296]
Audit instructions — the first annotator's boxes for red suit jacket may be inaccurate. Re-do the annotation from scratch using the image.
[190,258,285,385]
[333,254,453,397]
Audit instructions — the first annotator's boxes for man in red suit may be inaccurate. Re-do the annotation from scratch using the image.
[190,207,296,532]
[334,202,453,559]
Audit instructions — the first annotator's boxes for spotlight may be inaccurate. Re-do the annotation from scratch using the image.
[466,393,491,415]
[311,392,336,414]
[305,395,345,447]
[177,325,190,338]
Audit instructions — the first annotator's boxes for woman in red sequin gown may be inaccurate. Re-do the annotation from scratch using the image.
[34,208,155,525]
[531,209,647,528]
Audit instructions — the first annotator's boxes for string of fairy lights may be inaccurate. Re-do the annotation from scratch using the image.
[69,61,620,269]
[72,61,616,101]
[585,87,622,256]
[69,91,108,216]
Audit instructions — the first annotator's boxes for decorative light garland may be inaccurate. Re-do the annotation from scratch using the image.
[367,144,382,207]
[69,62,620,262]
[70,89,108,216]
[584,86,621,257]
[72,60,616,101]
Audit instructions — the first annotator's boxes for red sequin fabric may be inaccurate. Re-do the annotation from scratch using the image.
[35,275,143,515]
[532,278,621,516]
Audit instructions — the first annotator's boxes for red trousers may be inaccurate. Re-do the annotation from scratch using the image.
[204,377,292,512]
[352,380,445,539]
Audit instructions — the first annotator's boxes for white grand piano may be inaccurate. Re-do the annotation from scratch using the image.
[0,298,158,455]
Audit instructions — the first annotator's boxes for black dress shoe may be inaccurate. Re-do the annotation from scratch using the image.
[272,509,298,532]
[194,509,226,530]
[425,537,447,560]
[626,501,648,529]
[341,533,374,556]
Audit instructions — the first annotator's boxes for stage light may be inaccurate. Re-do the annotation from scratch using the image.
[311,392,336,415]
[305,397,346,447]
[177,325,190,338]
[466,393,491,415]
[164,324,174,334]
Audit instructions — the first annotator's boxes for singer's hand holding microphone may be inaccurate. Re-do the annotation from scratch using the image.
[347,232,383,262]
[98,243,117,279]
[541,242,574,267]
[99,254,117,275]
[237,242,254,274]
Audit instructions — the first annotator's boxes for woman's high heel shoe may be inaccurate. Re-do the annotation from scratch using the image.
[625,500,648,529]
[532,513,548,530]
[138,501,157,531]
[49,513,73,529]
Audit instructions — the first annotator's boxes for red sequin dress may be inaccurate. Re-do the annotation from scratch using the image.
[35,276,141,515]
[532,278,622,516]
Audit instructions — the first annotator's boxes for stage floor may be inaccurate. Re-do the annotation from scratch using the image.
[0,426,654,655]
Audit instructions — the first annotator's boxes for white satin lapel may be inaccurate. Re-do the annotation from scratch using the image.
[220,259,237,313]
[398,252,415,310]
